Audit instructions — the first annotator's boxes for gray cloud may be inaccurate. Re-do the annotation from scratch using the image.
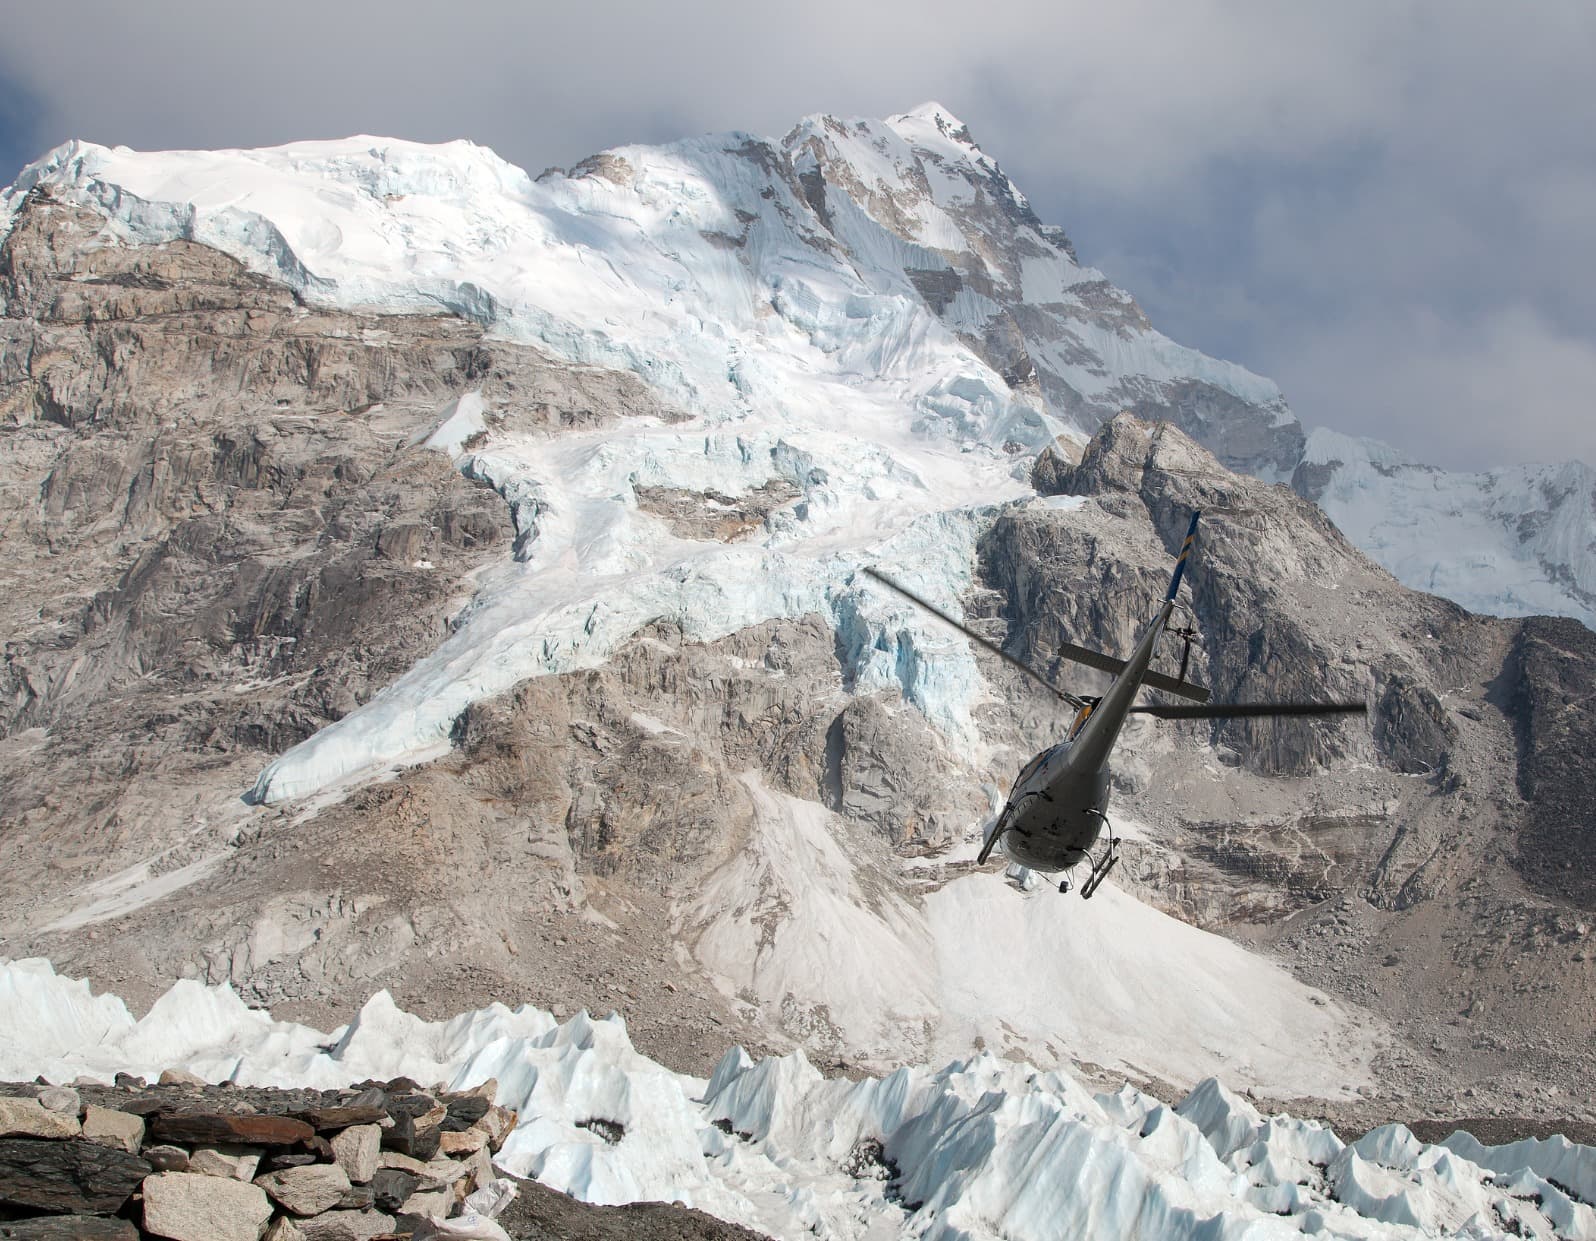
[3,1,1592,471]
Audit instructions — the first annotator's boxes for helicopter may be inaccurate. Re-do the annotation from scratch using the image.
[864,510,1367,898]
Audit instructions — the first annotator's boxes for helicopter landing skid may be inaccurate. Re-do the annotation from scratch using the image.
[1077,815,1121,900]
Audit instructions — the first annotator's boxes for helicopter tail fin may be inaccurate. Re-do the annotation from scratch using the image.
[1164,510,1200,602]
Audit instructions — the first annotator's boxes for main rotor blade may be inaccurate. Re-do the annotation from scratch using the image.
[1131,701,1368,720]
[861,568,1085,709]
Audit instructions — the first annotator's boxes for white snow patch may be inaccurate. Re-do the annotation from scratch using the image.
[924,873,1380,1099]
[422,390,488,455]
[42,853,225,933]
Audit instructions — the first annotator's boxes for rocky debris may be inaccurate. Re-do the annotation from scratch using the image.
[490,1171,771,1240]
[632,479,800,542]
[0,1078,517,1240]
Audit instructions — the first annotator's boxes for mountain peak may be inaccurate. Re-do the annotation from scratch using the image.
[901,100,966,127]
[891,101,978,149]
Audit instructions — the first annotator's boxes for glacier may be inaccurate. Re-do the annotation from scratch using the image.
[6,107,1592,810]
[1,958,1590,1241]
[0,108,1299,806]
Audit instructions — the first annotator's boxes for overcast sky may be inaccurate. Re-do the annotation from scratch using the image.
[3,1,1592,471]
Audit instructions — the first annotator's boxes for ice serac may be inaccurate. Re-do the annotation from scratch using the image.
[6,959,1595,1241]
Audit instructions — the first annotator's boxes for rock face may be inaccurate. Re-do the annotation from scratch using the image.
[0,1137,151,1214]
[1013,416,1596,1104]
[1501,616,1596,908]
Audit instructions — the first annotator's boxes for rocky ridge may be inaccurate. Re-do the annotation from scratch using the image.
[0,1075,764,1241]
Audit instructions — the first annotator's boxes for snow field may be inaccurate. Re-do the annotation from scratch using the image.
[2,958,1589,1240]
[682,779,1385,1097]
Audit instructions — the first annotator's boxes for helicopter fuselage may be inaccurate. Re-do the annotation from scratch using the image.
[991,741,1113,871]
[979,591,1179,876]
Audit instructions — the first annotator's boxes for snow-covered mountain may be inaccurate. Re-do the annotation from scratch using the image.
[0,107,1286,802]
[1296,430,1596,625]
[6,106,1588,634]
[2,106,1582,804]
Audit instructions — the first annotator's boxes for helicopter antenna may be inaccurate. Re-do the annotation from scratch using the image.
[860,568,1088,710]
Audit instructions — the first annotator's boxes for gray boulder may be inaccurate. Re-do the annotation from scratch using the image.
[79,1106,144,1154]
[254,1163,351,1216]
[141,1171,273,1241]
[329,1124,380,1184]
[0,1099,79,1140]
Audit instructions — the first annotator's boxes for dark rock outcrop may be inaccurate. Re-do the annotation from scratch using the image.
[1502,616,1596,909]
[0,1138,150,1215]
